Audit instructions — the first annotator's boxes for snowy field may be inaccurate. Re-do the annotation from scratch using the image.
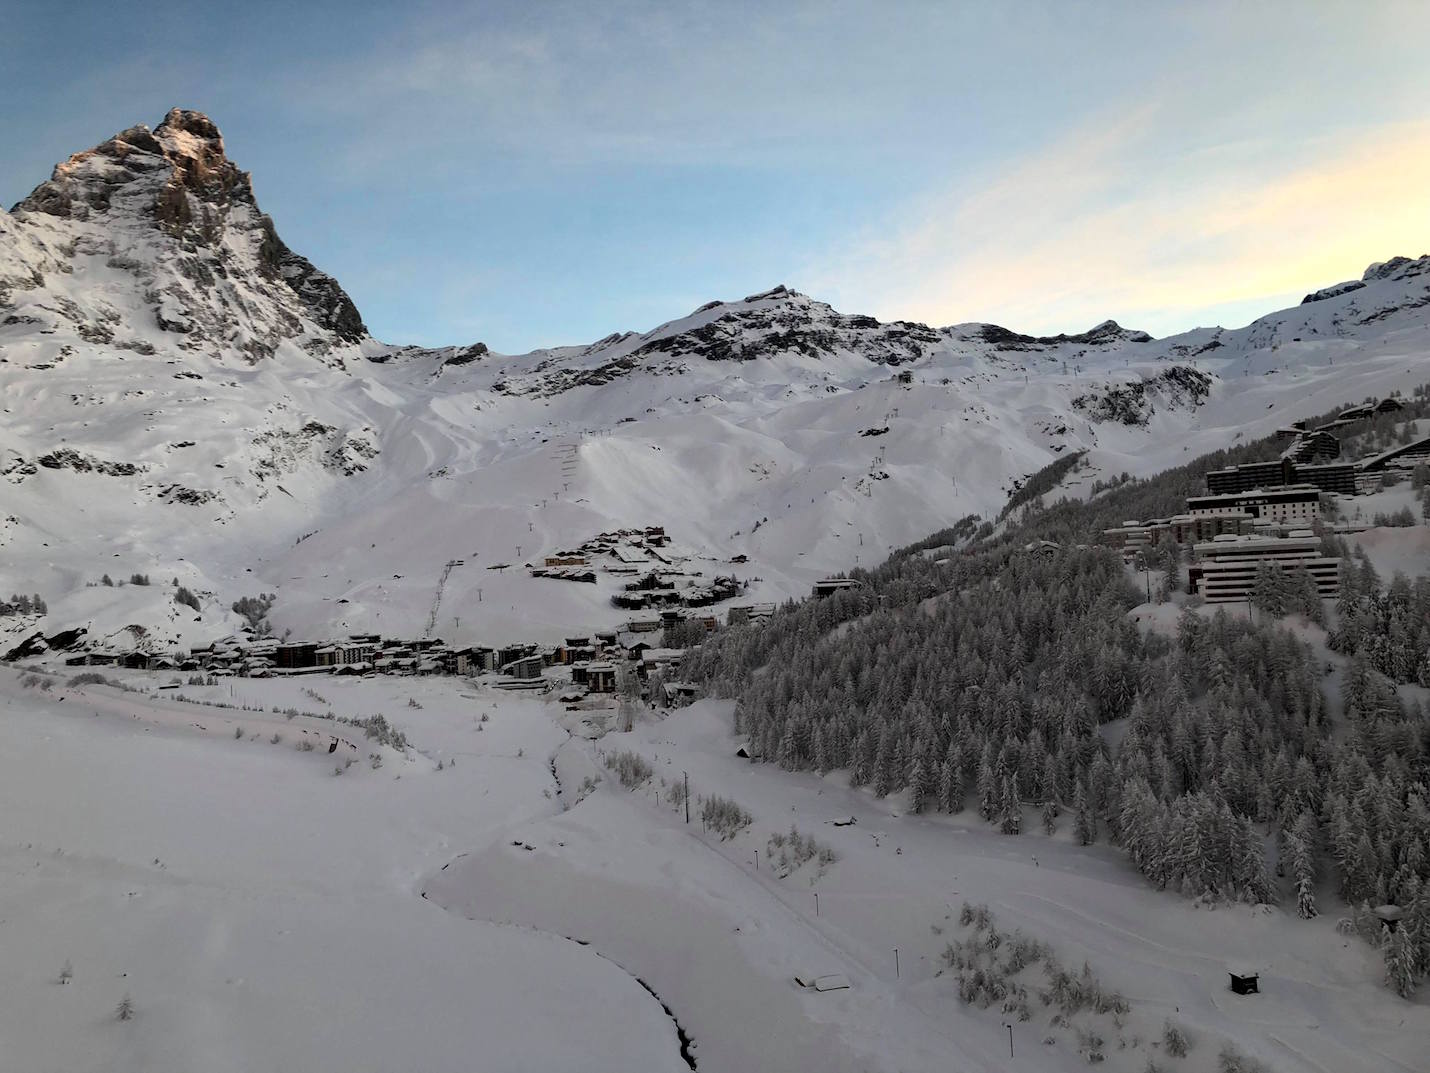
[3,665,1424,1073]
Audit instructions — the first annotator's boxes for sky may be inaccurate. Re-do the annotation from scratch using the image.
[3,1,1428,352]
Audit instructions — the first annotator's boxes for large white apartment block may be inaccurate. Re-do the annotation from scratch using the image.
[1184,485,1320,525]
[1188,531,1340,603]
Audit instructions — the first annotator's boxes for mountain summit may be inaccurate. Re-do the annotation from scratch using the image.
[3,108,366,360]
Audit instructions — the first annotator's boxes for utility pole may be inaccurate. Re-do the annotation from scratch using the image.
[1003,1022,1014,1058]
[683,771,690,824]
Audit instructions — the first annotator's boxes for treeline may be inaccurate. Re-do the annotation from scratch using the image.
[1327,549,1430,687]
[1,592,47,616]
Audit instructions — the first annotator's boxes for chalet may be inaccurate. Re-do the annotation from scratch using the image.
[619,635,654,659]
[586,662,617,693]
[1227,966,1259,995]
[626,617,662,634]
[534,566,597,584]
[314,645,338,668]
[501,654,545,680]
[559,637,596,664]
[727,603,776,626]
[242,656,275,676]
[661,681,699,706]
[120,652,152,670]
[812,577,861,598]
[1374,904,1405,930]
[544,555,590,567]
[641,648,686,672]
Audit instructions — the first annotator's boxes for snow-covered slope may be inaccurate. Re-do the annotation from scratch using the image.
[3,111,1428,650]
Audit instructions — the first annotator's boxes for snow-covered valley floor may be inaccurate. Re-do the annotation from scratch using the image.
[1,668,1424,1073]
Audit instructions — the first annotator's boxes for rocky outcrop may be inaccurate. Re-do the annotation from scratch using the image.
[978,319,1153,350]
[1363,255,1430,283]
[35,448,143,476]
[259,216,368,342]
[1072,366,1211,427]
[1302,280,1365,304]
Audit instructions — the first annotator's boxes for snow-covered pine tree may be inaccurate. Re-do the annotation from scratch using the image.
[1289,812,1318,919]
[999,774,1021,835]
[908,755,929,814]
[1074,782,1095,845]
[1385,924,1417,998]
[977,746,997,821]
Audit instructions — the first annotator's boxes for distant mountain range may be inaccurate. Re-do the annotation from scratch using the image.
[2,109,1427,652]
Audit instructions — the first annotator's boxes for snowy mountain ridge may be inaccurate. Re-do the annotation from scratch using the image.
[2,110,1428,652]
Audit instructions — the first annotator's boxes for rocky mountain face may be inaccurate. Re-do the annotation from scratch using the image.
[3,108,366,364]
[2,110,1428,653]
[1302,255,1430,308]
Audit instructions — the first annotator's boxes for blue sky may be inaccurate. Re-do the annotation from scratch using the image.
[4,1,1428,351]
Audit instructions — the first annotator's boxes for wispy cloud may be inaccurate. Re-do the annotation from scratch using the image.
[808,110,1430,336]
[272,2,989,177]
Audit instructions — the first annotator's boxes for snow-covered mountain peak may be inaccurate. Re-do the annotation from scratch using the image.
[15,108,259,253]
[3,108,368,363]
